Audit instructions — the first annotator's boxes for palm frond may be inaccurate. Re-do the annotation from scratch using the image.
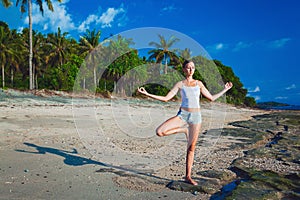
[1,0,12,7]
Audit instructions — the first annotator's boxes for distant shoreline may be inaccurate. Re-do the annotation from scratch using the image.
[256,101,300,111]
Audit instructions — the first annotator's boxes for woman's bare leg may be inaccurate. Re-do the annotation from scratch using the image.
[185,123,201,185]
[156,116,188,137]
[156,116,201,185]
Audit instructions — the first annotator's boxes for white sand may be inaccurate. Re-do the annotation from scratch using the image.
[0,92,267,199]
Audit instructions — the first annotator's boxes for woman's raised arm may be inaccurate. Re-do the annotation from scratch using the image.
[138,81,181,102]
[200,81,233,102]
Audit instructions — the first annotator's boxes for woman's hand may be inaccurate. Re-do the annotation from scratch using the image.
[138,87,148,95]
[225,82,233,90]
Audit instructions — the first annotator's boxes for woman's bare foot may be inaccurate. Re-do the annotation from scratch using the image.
[185,177,198,185]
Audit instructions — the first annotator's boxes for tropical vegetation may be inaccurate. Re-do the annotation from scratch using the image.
[0,20,256,107]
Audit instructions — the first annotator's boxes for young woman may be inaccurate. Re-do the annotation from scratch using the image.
[138,60,233,185]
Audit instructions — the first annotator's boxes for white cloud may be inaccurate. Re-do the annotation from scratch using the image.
[24,0,75,32]
[23,2,127,34]
[78,6,126,32]
[161,5,176,12]
[98,7,125,28]
[248,86,260,93]
[78,14,98,32]
[206,42,229,54]
[233,41,252,52]
[247,94,261,101]
[275,96,288,100]
[285,84,296,90]
[43,23,48,31]
[216,43,224,50]
[254,96,261,101]
[269,38,291,48]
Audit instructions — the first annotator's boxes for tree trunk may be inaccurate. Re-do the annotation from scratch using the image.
[83,78,86,90]
[10,67,13,87]
[164,53,168,74]
[113,81,117,95]
[33,63,35,89]
[119,78,126,97]
[164,61,168,74]
[28,0,33,90]
[1,64,4,88]
[35,74,38,89]
[93,66,97,89]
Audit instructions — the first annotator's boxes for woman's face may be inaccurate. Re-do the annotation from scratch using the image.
[184,62,195,76]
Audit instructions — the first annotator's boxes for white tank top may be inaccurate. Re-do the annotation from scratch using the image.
[180,81,200,108]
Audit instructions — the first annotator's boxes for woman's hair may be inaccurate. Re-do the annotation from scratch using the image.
[182,60,192,68]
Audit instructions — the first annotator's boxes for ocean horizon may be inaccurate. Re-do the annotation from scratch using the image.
[259,104,300,111]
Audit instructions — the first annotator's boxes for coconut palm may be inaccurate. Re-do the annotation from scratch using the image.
[148,34,180,74]
[15,0,62,90]
[32,32,47,88]
[46,27,71,67]
[107,34,134,57]
[0,26,20,88]
[170,47,193,70]
[179,48,192,61]
[79,29,101,89]
[8,29,23,87]
[0,26,10,88]
[105,35,135,94]
[20,28,47,89]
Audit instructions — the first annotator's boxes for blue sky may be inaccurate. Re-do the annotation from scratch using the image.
[1,0,299,105]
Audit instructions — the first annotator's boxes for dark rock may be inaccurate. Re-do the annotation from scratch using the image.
[196,170,236,182]
[229,180,282,200]
[166,179,219,194]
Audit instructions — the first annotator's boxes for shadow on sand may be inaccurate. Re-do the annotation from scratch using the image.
[15,142,171,184]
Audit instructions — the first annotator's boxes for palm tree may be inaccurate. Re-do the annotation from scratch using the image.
[32,32,47,89]
[105,35,134,94]
[1,0,12,7]
[179,48,192,61]
[16,0,62,90]
[79,29,101,89]
[0,26,18,88]
[148,34,180,74]
[8,29,23,87]
[46,27,71,67]
[20,28,46,89]
[107,34,134,57]
[171,47,193,70]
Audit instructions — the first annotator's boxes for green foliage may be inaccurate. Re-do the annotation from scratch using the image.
[244,96,257,107]
[43,55,81,91]
[0,21,256,107]
[143,69,183,99]
[214,59,250,106]
[193,56,224,94]
[97,79,114,93]
[103,49,147,96]
[145,84,169,97]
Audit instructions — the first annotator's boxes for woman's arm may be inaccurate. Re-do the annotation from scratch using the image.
[138,82,181,102]
[200,81,233,102]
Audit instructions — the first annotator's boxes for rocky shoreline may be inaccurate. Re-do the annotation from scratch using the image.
[162,111,300,199]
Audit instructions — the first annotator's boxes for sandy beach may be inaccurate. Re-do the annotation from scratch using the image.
[2,89,297,199]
